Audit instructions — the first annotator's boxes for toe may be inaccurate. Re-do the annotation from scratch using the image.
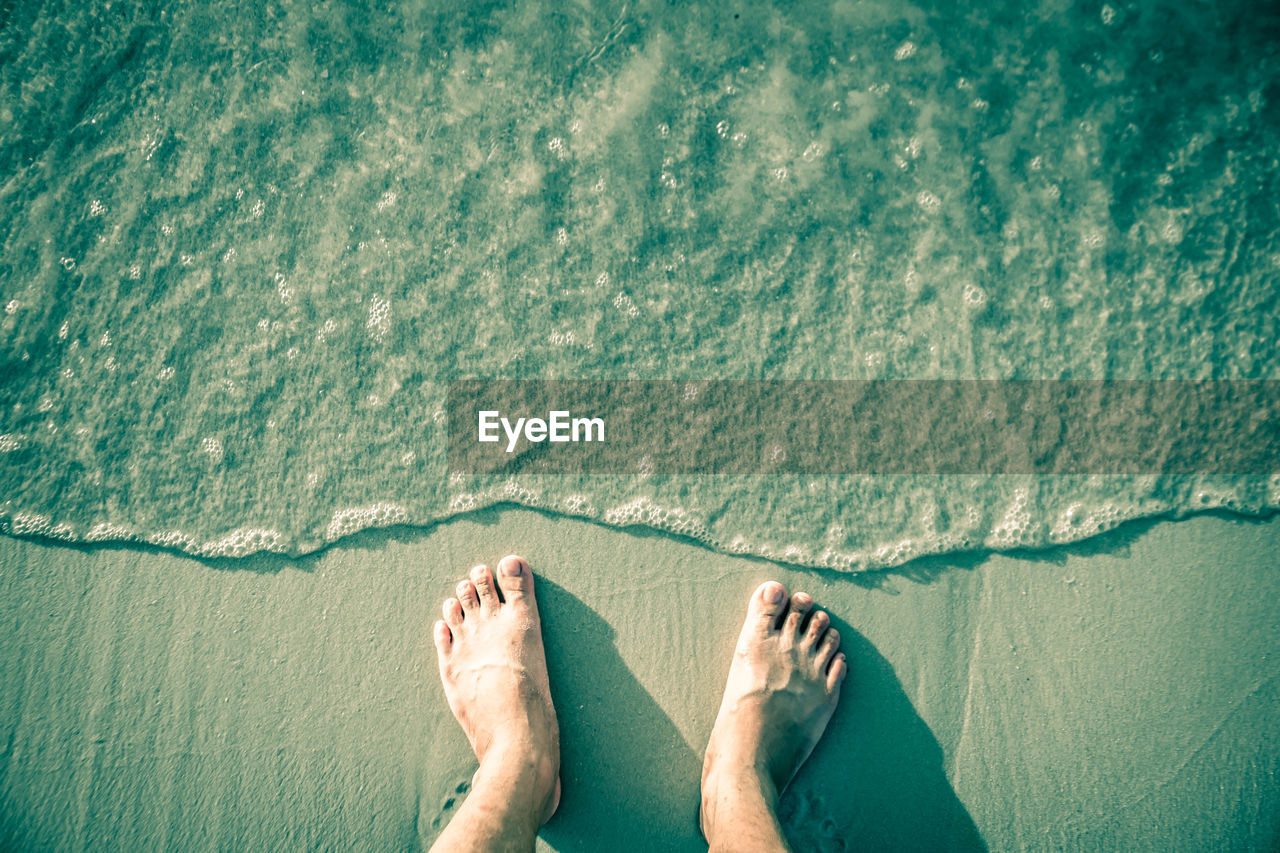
[470,564,500,610]
[747,581,789,631]
[456,579,480,613]
[816,627,841,671]
[826,653,848,692]
[495,554,534,604]
[442,597,464,628]
[802,609,830,649]
[785,591,815,636]
[433,619,453,656]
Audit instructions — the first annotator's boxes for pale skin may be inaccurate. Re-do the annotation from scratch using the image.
[430,555,846,853]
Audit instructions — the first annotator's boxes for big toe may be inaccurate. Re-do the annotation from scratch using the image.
[746,581,789,632]
[495,554,536,606]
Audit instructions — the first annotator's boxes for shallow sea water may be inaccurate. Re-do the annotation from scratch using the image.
[1,0,1278,569]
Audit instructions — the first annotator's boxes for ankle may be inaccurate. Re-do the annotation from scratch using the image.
[466,742,555,827]
[481,735,556,787]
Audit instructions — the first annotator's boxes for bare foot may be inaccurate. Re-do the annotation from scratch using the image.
[432,555,560,838]
[700,581,846,847]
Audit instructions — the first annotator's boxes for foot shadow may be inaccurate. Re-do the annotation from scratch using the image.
[534,578,707,853]
[781,620,988,853]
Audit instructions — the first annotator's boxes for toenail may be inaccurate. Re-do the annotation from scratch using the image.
[501,558,523,577]
[763,582,784,603]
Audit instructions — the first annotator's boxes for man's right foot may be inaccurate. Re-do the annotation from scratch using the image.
[433,555,561,829]
[700,581,846,840]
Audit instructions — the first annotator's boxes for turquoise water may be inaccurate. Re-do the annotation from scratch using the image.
[1,0,1277,569]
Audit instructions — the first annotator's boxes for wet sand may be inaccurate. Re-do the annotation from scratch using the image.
[1,510,1277,851]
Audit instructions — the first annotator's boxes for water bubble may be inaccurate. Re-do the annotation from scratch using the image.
[612,291,639,317]
[199,527,284,558]
[894,41,917,61]
[88,200,106,217]
[201,436,224,463]
[1101,4,1115,25]
[562,494,591,513]
[60,257,76,270]
[366,294,391,339]
[324,503,408,542]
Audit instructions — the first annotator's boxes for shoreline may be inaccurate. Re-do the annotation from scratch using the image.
[2,500,1276,578]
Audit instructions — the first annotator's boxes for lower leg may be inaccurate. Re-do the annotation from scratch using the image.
[430,738,551,853]
[701,766,790,853]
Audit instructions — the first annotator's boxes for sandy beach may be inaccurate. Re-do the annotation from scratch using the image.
[1,509,1276,851]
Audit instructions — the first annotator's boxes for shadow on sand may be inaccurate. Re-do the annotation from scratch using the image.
[780,615,987,852]
[435,578,987,852]
[534,577,706,852]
